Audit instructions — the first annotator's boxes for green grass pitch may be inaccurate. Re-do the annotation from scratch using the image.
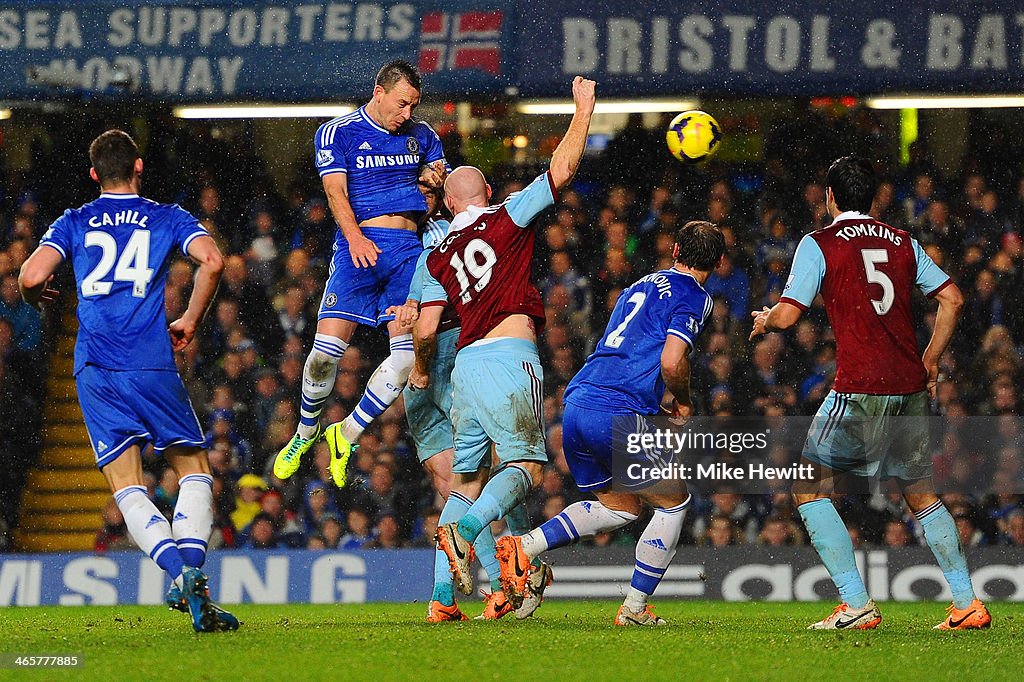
[1,601,1020,680]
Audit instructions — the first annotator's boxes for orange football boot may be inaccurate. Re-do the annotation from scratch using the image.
[808,601,882,630]
[426,600,469,623]
[934,599,992,630]
[495,536,532,609]
[475,589,514,620]
[614,604,666,626]
[434,522,476,595]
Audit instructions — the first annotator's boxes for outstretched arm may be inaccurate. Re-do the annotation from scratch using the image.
[548,77,597,191]
[749,301,804,340]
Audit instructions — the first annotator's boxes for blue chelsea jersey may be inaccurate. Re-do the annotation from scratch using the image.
[314,106,447,226]
[564,269,713,414]
[40,193,208,375]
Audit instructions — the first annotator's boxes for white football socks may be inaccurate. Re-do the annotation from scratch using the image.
[341,333,414,442]
[297,334,347,439]
[625,497,690,611]
[172,473,214,568]
[522,501,638,560]
[115,485,185,587]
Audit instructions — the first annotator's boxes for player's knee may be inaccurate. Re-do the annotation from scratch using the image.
[601,496,643,518]
[902,491,940,514]
[305,349,339,382]
[792,491,827,507]
[510,461,544,489]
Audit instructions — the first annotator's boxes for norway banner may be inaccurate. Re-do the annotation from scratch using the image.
[419,10,504,76]
[0,1,1022,102]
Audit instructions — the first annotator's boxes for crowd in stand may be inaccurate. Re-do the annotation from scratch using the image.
[2,104,1024,555]
[0,191,46,547]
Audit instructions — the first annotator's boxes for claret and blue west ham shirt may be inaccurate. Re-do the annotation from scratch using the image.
[780,211,951,395]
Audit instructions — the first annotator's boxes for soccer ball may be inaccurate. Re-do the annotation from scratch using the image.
[665,110,723,164]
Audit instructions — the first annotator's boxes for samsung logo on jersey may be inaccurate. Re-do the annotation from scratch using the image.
[836,223,902,246]
[88,210,149,229]
[637,272,673,299]
[355,154,419,169]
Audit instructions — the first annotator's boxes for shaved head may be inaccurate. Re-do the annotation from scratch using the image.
[444,166,491,214]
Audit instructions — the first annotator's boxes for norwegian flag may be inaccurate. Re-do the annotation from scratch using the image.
[418,10,503,76]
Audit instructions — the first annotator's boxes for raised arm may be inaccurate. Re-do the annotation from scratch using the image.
[548,76,596,191]
[322,172,381,269]
[169,234,223,351]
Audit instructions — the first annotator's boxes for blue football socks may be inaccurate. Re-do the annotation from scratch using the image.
[798,498,869,609]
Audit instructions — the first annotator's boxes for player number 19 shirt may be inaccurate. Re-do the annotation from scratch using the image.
[421,172,556,350]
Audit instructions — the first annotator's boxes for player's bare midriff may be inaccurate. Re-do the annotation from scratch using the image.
[485,314,537,343]
[359,211,421,231]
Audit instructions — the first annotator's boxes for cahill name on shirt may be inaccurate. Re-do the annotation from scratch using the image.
[87,209,150,229]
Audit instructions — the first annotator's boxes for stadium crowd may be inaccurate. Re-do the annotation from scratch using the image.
[2,104,1024,555]
[0,191,46,547]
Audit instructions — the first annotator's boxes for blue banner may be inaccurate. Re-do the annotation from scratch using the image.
[0,549,434,606]
[516,0,1024,96]
[1,547,1022,606]
[0,1,1022,100]
[0,0,514,101]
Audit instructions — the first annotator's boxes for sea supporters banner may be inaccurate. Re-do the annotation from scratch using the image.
[610,416,1024,497]
[0,0,513,100]
[1,1,1023,101]
[516,0,1024,96]
[0,547,1022,605]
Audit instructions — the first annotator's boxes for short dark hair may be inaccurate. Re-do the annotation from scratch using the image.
[89,129,139,185]
[825,156,877,213]
[375,59,421,92]
[675,220,725,271]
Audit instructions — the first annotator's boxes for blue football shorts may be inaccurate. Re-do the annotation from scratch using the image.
[802,390,931,481]
[561,400,618,492]
[561,402,664,493]
[318,227,422,326]
[76,365,207,469]
[449,338,548,473]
